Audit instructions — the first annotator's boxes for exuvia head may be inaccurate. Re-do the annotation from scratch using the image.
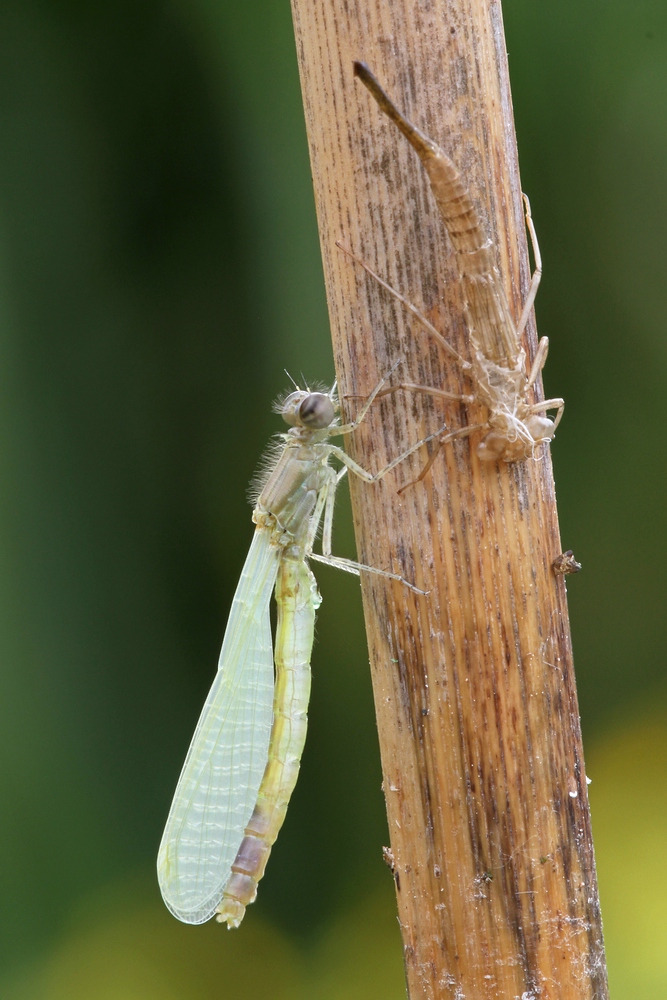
[476,413,556,462]
[281,391,336,430]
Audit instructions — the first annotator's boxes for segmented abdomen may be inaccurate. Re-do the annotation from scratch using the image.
[355,61,521,370]
[416,138,521,371]
[216,552,321,928]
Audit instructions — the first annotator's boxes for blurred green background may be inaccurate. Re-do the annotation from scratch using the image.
[0,0,665,997]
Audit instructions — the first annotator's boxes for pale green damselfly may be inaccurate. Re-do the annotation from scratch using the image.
[157,374,427,927]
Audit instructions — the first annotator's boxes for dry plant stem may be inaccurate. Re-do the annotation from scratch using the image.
[289,1,608,998]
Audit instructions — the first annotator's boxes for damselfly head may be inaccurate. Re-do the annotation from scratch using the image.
[281,391,336,429]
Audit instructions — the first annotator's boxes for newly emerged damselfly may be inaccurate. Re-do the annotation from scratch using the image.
[157,373,425,927]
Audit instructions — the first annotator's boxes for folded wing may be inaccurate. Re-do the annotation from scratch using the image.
[157,528,281,924]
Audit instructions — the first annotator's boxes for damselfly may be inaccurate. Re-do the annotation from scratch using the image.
[157,374,423,927]
[342,63,564,487]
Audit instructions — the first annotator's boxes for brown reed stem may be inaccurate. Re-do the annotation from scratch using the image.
[289,1,608,996]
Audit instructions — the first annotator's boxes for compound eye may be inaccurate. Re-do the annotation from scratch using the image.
[298,393,335,429]
[281,391,309,426]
